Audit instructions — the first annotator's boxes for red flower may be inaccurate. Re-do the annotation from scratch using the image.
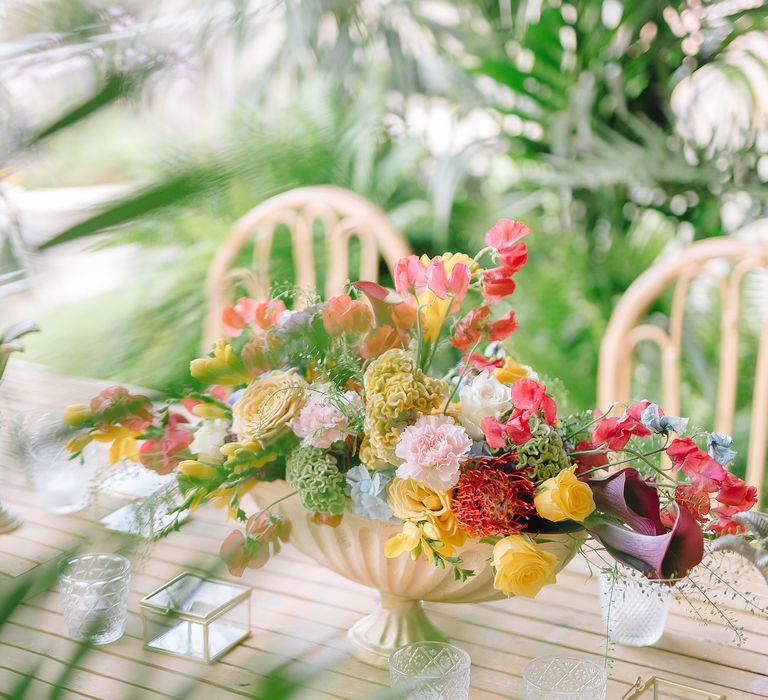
[452,306,491,350]
[504,411,534,444]
[510,378,557,425]
[139,413,192,475]
[481,267,517,303]
[713,472,757,517]
[497,242,528,275]
[484,219,531,250]
[673,485,711,523]
[480,416,507,448]
[90,386,153,432]
[452,466,535,537]
[666,438,726,493]
[707,517,746,537]
[393,255,428,295]
[480,412,533,448]
[573,439,610,474]
[322,294,373,335]
[592,404,651,451]
[463,352,505,371]
[222,298,286,337]
[488,310,518,342]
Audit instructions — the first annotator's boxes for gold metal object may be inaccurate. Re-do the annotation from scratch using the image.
[622,676,726,699]
[140,572,251,663]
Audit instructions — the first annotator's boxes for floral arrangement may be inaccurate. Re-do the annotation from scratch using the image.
[62,220,759,600]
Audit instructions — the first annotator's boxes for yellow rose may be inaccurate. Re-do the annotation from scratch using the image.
[387,478,466,549]
[492,534,558,598]
[534,467,596,522]
[190,339,250,385]
[493,357,529,384]
[232,370,306,445]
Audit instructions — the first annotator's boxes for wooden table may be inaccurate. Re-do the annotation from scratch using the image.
[1,361,767,699]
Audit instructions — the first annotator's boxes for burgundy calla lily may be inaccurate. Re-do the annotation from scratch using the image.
[588,502,704,580]
[588,467,665,536]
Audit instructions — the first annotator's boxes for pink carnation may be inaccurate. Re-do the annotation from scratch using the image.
[291,386,358,449]
[394,415,472,491]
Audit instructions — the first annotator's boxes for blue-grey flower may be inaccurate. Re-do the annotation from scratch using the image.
[346,464,396,522]
[640,403,689,435]
[708,432,737,467]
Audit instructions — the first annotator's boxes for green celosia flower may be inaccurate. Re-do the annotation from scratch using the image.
[517,425,571,483]
[285,446,347,515]
[558,410,594,450]
[360,349,448,467]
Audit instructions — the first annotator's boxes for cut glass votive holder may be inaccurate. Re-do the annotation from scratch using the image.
[523,655,607,700]
[60,553,131,645]
[140,572,251,663]
[599,565,671,646]
[389,641,471,700]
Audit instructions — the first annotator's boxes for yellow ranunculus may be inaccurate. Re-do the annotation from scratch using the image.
[63,404,93,427]
[231,370,306,445]
[90,425,141,464]
[492,534,558,598]
[534,467,596,522]
[190,339,250,386]
[178,460,219,479]
[387,478,466,550]
[494,357,529,384]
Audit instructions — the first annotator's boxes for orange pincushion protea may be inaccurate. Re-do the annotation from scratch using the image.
[452,459,535,537]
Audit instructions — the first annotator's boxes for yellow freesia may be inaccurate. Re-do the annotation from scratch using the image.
[384,522,423,559]
[494,357,529,384]
[62,404,93,427]
[66,433,93,453]
[192,402,228,420]
[208,479,259,519]
[190,339,250,386]
[534,467,596,522]
[90,425,141,464]
[178,460,219,479]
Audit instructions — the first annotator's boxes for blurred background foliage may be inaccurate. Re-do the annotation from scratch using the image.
[2,0,768,473]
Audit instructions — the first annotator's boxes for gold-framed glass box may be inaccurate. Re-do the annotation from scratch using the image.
[140,572,251,663]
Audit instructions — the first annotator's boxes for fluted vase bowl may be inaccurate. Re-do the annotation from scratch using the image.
[252,480,585,667]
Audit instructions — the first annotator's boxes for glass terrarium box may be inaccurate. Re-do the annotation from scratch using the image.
[140,572,251,663]
[622,677,726,700]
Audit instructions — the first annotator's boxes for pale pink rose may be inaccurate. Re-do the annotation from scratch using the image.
[394,415,472,491]
[291,385,359,449]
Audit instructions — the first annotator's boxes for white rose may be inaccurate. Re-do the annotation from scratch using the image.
[459,371,512,440]
[189,419,229,460]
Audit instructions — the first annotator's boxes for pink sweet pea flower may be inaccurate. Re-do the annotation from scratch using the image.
[573,439,610,473]
[712,472,757,517]
[497,242,528,275]
[480,416,507,449]
[393,255,428,296]
[220,512,291,577]
[487,310,518,342]
[139,413,193,475]
[426,259,470,302]
[484,219,531,250]
[707,517,746,536]
[510,378,557,425]
[481,267,517,303]
[504,411,533,444]
[463,352,505,371]
[221,298,286,337]
[592,403,651,451]
[666,438,726,493]
[452,306,491,350]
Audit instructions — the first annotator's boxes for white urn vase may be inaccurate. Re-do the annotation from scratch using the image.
[253,480,585,667]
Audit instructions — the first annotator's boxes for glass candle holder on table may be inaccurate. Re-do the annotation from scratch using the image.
[599,564,671,646]
[140,572,251,663]
[523,655,607,700]
[389,641,471,700]
[60,553,131,645]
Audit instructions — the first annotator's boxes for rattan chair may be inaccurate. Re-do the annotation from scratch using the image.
[203,185,411,348]
[597,237,768,504]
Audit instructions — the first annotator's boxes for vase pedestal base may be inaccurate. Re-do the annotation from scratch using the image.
[346,593,447,668]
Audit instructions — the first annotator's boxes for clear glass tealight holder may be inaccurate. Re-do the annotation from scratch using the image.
[389,641,471,700]
[60,553,131,645]
[523,655,607,700]
[26,416,98,514]
[599,565,671,646]
[140,572,251,664]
